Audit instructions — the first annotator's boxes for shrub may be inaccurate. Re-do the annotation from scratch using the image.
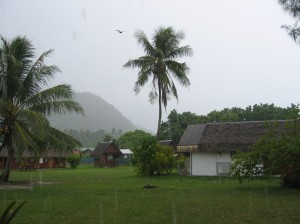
[67,154,81,169]
[133,136,176,176]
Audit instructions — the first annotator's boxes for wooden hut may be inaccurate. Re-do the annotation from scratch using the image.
[177,120,287,176]
[90,141,122,167]
[0,148,70,170]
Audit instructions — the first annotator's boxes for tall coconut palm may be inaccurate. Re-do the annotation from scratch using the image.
[0,36,84,182]
[123,27,192,140]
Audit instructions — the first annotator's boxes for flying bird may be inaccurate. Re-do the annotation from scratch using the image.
[116,30,125,34]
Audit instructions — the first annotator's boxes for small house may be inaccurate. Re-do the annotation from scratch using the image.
[177,120,287,176]
[90,141,122,167]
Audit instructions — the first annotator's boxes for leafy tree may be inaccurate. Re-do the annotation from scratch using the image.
[278,0,300,44]
[67,154,81,169]
[123,26,192,140]
[0,36,83,182]
[231,120,300,189]
[132,135,176,176]
[103,134,114,142]
[117,129,152,149]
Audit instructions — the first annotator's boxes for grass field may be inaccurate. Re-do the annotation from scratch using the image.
[1,165,300,224]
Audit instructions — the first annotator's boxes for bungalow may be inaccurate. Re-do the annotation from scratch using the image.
[177,121,286,176]
[90,141,122,167]
[0,148,70,170]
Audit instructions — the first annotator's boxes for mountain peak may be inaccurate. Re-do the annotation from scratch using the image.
[48,92,136,132]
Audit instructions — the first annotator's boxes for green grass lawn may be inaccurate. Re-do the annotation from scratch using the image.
[1,165,300,224]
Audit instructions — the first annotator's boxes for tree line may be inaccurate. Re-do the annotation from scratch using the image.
[159,103,300,144]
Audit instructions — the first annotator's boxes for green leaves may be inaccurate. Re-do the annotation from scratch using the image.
[0,200,26,224]
[231,120,300,188]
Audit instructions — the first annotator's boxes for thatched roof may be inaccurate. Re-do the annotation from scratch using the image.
[177,120,288,153]
[90,141,120,157]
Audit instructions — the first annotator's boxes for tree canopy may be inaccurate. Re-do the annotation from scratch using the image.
[160,103,300,144]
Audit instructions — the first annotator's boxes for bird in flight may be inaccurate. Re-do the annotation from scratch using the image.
[116,30,125,34]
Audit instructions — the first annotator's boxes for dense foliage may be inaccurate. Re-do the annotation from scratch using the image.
[132,136,176,176]
[117,130,152,149]
[67,154,81,169]
[160,104,300,144]
[231,120,300,189]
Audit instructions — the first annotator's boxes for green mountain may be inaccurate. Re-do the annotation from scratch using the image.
[48,92,136,132]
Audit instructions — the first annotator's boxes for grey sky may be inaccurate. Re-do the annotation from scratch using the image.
[1,0,300,132]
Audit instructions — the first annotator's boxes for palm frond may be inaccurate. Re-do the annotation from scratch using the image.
[17,109,51,138]
[0,200,26,224]
[166,45,193,59]
[45,127,82,150]
[13,121,41,153]
[165,60,190,87]
[134,30,155,56]
[25,85,84,116]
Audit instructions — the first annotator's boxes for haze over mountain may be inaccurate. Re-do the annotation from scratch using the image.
[48,92,137,132]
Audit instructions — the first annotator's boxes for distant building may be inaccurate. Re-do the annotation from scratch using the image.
[120,149,133,159]
[90,141,122,167]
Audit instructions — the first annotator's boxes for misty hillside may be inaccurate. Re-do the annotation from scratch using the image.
[48,92,137,132]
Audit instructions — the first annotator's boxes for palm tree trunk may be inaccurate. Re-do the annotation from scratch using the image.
[0,134,13,183]
[156,82,162,141]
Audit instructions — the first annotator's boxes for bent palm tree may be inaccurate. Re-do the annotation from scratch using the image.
[0,36,84,182]
[123,27,192,140]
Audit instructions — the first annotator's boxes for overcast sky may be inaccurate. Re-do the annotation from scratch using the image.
[1,0,300,132]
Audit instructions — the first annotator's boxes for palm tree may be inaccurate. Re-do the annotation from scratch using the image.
[123,26,192,140]
[0,36,84,182]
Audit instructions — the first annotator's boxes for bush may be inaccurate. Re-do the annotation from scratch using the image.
[67,154,81,169]
[133,136,176,176]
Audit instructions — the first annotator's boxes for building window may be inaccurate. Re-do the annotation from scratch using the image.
[216,162,231,176]
[107,155,113,160]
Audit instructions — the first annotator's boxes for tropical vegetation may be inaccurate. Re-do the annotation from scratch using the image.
[0,35,83,182]
[231,120,300,189]
[123,26,192,140]
[132,136,176,176]
[160,103,300,144]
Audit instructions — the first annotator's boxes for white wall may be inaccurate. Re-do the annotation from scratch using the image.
[190,151,232,176]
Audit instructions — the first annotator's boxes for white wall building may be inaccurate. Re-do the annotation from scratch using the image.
[177,121,286,176]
